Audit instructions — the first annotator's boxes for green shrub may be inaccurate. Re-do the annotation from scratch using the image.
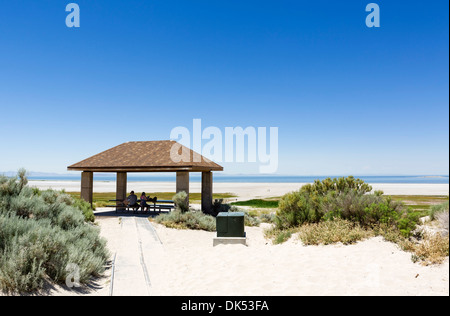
[0,171,109,293]
[274,176,419,240]
[0,237,46,292]
[41,189,95,223]
[274,230,293,244]
[155,210,216,231]
[276,176,372,229]
[155,206,261,231]
[276,190,318,229]
[173,191,189,213]
[300,176,373,197]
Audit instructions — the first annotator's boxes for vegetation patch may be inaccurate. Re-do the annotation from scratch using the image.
[297,219,373,245]
[264,176,449,265]
[230,199,279,209]
[390,195,449,218]
[153,193,262,231]
[66,192,236,209]
[410,233,449,265]
[0,170,109,294]
[154,209,216,231]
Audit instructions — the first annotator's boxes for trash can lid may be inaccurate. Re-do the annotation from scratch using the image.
[217,212,245,217]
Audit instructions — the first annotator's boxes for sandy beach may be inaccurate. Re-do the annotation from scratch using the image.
[35,216,449,296]
[150,222,449,296]
[7,180,446,296]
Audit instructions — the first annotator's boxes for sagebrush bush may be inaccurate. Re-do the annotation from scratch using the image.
[0,171,109,293]
[275,176,417,236]
[276,191,317,229]
[172,191,189,213]
[155,210,216,231]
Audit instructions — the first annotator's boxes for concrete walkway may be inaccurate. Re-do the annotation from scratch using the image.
[111,216,164,296]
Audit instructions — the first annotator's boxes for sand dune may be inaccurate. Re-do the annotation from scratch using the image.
[12,180,448,296]
[114,219,449,296]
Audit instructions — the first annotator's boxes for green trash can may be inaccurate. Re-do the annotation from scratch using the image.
[216,212,245,238]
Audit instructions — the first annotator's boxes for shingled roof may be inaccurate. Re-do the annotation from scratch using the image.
[67,141,223,172]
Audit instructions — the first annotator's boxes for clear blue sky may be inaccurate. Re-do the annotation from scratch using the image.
[0,0,448,175]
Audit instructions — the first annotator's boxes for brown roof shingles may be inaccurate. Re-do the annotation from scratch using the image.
[67,141,223,172]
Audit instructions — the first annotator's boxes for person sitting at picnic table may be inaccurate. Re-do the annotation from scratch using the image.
[140,192,150,212]
[123,191,139,210]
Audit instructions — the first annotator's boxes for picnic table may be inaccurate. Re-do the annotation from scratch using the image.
[106,198,175,213]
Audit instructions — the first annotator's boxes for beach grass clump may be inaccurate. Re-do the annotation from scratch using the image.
[430,201,449,236]
[436,211,449,237]
[297,219,373,246]
[0,170,109,293]
[428,201,449,221]
[410,233,449,265]
[267,228,295,245]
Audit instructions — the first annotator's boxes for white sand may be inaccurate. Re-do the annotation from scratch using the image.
[4,180,448,296]
[152,223,449,296]
[28,180,449,200]
[96,218,448,296]
[3,214,448,296]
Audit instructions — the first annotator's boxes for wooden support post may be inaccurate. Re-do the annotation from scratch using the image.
[176,171,189,207]
[201,171,213,214]
[116,172,127,210]
[80,171,93,205]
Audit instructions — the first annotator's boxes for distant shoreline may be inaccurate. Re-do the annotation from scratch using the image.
[28,180,449,200]
[24,175,450,185]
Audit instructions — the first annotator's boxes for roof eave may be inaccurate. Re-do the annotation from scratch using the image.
[67,166,224,172]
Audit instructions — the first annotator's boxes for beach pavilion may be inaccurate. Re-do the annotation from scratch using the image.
[67,140,223,213]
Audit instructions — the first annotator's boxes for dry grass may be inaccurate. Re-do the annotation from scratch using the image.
[297,219,373,246]
[265,219,449,266]
[410,233,449,265]
[437,212,449,236]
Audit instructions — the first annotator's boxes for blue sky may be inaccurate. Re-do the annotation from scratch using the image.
[0,0,448,175]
